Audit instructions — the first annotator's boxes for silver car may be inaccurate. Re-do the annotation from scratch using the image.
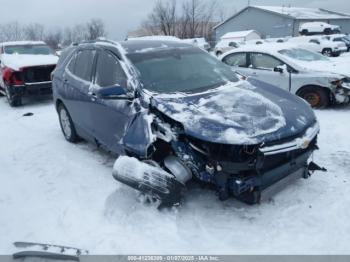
[221,44,350,107]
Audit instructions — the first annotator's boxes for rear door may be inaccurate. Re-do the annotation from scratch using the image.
[63,48,96,136]
[222,52,251,76]
[89,49,134,153]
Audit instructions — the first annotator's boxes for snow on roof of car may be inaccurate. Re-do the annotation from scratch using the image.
[221,30,260,39]
[127,35,182,42]
[222,42,305,56]
[120,40,193,54]
[254,6,350,19]
[1,41,47,46]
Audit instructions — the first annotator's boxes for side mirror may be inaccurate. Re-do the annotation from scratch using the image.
[97,85,134,100]
[274,66,284,73]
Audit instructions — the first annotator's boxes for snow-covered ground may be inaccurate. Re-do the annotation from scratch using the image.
[0,95,350,255]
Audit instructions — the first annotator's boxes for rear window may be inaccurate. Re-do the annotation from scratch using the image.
[223,53,247,67]
[73,50,95,81]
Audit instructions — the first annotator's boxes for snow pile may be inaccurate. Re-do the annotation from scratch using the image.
[155,81,286,144]
[0,98,350,254]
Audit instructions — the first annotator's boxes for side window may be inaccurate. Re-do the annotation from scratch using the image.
[95,51,126,88]
[74,50,95,81]
[228,42,238,48]
[310,39,320,45]
[67,54,76,73]
[250,53,283,70]
[223,53,247,67]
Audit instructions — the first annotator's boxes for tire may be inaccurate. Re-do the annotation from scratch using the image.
[5,85,22,107]
[58,103,79,143]
[322,48,332,57]
[298,86,330,108]
[300,29,308,35]
[324,28,332,35]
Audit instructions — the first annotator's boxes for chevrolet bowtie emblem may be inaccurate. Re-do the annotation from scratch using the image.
[301,139,310,149]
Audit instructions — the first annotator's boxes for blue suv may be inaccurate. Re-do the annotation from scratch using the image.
[52,39,323,206]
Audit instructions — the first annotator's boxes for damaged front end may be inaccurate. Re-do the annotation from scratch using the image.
[112,102,323,206]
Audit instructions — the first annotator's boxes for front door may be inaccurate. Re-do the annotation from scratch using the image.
[247,52,290,91]
[89,49,135,153]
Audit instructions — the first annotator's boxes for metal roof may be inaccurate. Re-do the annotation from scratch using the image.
[214,6,350,30]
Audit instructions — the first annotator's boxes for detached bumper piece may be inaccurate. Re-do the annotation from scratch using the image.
[112,156,187,207]
[12,241,88,261]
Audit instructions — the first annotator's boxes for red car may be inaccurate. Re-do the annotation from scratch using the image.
[0,41,58,106]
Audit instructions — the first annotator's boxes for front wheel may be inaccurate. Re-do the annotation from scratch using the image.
[58,103,79,143]
[298,86,329,108]
[5,85,22,107]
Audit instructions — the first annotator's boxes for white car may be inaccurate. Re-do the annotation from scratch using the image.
[220,44,350,108]
[287,36,346,56]
[182,38,210,51]
[299,22,341,35]
[0,41,58,106]
[214,39,240,56]
[324,34,350,52]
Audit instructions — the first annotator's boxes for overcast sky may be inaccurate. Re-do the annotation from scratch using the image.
[0,0,349,40]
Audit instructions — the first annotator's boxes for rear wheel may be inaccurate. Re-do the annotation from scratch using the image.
[5,85,22,107]
[300,29,308,35]
[58,103,78,143]
[324,28,332,35]
[298,86,329,108]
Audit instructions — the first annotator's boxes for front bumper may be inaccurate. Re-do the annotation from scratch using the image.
[9,81,52,98]
[178,122,320,204]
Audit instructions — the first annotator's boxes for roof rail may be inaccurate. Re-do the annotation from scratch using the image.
[72,38,117,46]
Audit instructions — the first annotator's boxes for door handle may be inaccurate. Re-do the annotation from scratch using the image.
[88,91,97,101]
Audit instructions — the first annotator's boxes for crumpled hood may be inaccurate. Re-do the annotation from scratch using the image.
[1,54,58,71]
[152,79,316,145]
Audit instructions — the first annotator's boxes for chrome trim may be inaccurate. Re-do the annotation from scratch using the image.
[25,81,52,86]
[259,122,320,156]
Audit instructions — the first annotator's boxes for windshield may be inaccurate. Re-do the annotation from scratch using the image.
[127,48,238,93]
[279,48,329,62]
[4,44,55,55]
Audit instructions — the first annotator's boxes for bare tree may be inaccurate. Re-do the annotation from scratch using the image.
[0,22,24,42]
[147,0,177,36]
[86,19,106,40]
[24,23,45,41]
[136,0,220,42]
[44,29,62,50]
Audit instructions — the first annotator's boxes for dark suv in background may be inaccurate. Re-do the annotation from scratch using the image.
[52,39,322,206]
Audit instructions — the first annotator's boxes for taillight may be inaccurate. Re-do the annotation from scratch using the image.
[2,67,24,86]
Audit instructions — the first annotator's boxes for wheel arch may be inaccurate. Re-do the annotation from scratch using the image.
[55,98,64,112]
[296,84,333,105]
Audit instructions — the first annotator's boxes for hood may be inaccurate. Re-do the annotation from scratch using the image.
[152,79,316,145]
[296,60,350,78]
[1,54,58,71]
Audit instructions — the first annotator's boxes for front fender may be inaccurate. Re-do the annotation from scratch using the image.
[122,111,156,158]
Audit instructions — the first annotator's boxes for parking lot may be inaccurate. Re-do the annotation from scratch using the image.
[1,93,350,254]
